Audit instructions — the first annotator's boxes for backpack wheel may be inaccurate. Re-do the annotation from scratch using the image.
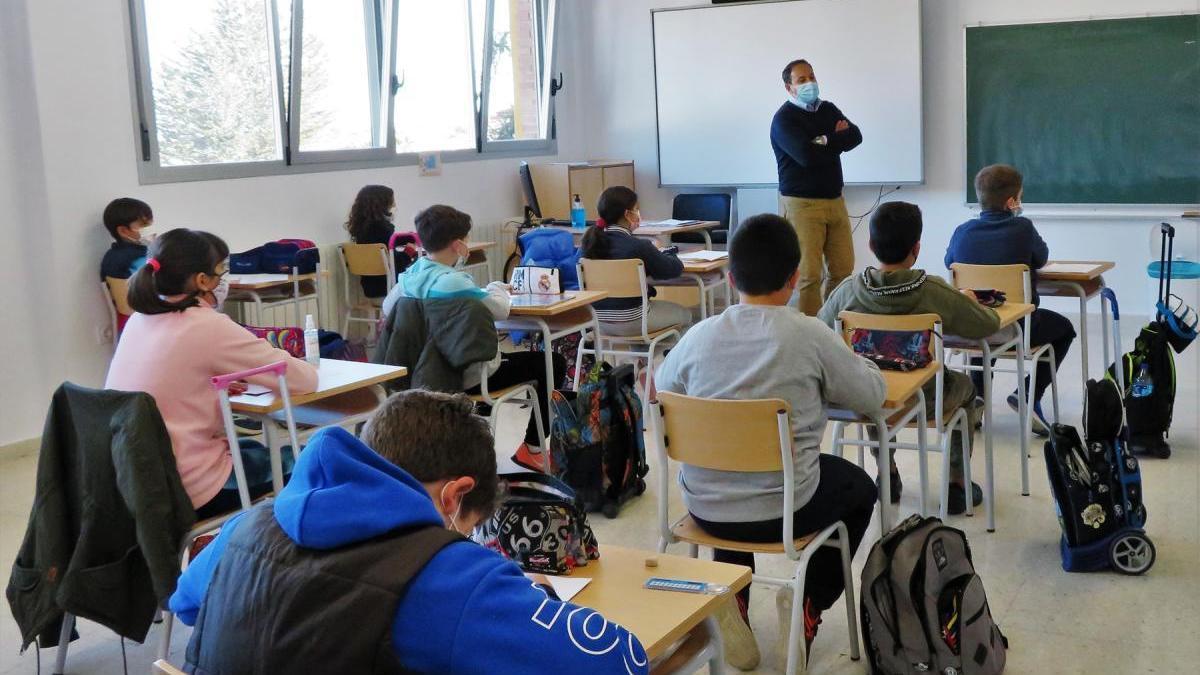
[1109,532,1155,575]
[635,478,647,495]
[602,500,619,519]
[1154,443,1172,459]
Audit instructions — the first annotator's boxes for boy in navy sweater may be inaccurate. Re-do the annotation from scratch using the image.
[945,164,1075,436]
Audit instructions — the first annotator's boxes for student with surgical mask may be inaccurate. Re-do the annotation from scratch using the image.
[770,58,863,316]
[170,391,649,674]
[106,228,317,518]
[382,205,565,465]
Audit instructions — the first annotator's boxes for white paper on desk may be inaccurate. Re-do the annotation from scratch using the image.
[525,574,592,602]
[642,219,696,227]
[229,274,290,284]
[1041,263,1098,275]
[677,250,728,262]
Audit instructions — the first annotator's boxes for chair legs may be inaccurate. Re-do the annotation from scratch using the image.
[53,613,74,675]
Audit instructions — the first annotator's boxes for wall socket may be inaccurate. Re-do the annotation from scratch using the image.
[95,325,114,345]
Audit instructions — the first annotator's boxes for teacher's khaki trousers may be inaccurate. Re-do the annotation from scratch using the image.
[780,194,854,316]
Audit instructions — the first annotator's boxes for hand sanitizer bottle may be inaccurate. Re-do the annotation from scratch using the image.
[570,194,586,229]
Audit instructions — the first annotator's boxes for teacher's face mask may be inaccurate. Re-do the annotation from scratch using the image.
[793,81,820,106]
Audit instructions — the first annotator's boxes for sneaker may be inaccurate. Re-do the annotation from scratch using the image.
[876,471,902,504]
[775,588,822,666]
[1006,393,1049,437]
[716,595,760,671]
[947,482,984,516]
[973,396,984,430]
[510,442,546,472]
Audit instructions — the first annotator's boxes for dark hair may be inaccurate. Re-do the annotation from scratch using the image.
[974,164,1023,211]
[361,390,499,517]
[103,198,153,241]
[579,186,638,259]
[728,213,800,295]
[869,201,923,265]
[414,204,473,252]
[127,228,229,315]
[781,59,812,86]
[345,185,395,241]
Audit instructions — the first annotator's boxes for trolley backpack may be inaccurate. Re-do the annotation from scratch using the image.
[1113,324,1176,458]
[860,515,1008,675]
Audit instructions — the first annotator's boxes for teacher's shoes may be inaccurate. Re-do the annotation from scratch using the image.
[716,595,760,670]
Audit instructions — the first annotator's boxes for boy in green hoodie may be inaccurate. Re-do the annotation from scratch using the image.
[818,201,1000,514]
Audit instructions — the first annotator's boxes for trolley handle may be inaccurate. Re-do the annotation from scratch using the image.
[1101,288,1119,321]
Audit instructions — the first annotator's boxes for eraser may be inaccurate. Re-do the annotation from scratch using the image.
[644,556,659,568]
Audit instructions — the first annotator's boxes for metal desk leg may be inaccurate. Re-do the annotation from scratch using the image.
[1097,277,1109,377]
[915,389,930,519]
[980,341,997,500]
[703,614,726,675]
[263,417,284,493]
[700,229,713,250]
[1013,327,1031,496]
[874,413,892,531]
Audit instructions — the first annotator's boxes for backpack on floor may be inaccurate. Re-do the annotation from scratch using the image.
[473,472,600,575]
[1111,322,1176,458]
[860,515,1008,675]
[549,362,647,518]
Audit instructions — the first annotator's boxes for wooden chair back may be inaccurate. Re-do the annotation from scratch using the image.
[949,263,1030,303]
[152,660,187,675]
[340,243,392,278]
[834,311,940,343]
[578,258,647,300]
[657,391,789,472]
[105,276,134,316]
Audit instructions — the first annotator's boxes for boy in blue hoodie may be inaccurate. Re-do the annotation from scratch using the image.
[170,390,648,674]
[945,164,1076,436]
[382,204,565,465]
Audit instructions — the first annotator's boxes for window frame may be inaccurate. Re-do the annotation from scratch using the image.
[126,0,559,185]
[477,0,559,154]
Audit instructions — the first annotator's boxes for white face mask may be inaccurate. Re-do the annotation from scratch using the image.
[212,274,230,310]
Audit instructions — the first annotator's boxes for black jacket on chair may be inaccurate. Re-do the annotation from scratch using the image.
[6,384,196,648]
[374,297,499,393]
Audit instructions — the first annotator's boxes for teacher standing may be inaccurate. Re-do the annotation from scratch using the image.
[770,59,862,315]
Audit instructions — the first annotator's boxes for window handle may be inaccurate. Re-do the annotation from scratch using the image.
[392,71,405,96]
[550,72,563,96]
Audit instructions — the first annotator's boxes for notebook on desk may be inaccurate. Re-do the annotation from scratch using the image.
[677,250,728,262]
[642,219,699,227]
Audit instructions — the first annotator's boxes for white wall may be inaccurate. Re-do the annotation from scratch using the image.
[575,0,1199,313]
[0,0,590,446]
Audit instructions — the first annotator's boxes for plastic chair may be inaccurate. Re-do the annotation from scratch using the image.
[948,263,1061,497]
[101,277,133,347]
[157,361,302,661]
[338,243,395,338]
[651,392,860,674]
[576,258,682,414]
[670,193,731,246]
[830,312,991,529]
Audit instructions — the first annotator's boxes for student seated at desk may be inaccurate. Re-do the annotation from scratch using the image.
[819,201,999,512]
[382,204,564,460]
[655,214,884,669]
[346,184,402,298]
[99,197,154,332]
[169,390,648,674]
[945,164,1076,436]
[580,186,692,336]
[105,229,318,519]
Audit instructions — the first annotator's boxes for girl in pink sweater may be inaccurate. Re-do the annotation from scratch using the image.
[105,229,318,518]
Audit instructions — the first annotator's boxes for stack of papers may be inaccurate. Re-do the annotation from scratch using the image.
[1041,263,1100,275]
[677,250,728,262]
[643,219,698,227]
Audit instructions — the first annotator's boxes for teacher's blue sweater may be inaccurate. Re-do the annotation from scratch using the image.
[770,100,862,199]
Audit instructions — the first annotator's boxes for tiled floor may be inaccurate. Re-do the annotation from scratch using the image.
[1,315,1196,674]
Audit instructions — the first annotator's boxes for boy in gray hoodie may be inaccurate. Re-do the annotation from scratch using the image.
[818,201,1000,514]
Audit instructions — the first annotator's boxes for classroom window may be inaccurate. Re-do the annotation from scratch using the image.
[129,0,559,182]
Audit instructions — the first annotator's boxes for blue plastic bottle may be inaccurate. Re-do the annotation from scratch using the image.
[570,194,586,229]
[1131,362,1154,398]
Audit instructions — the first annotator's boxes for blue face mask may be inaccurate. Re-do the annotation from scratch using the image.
[793,81,820,106]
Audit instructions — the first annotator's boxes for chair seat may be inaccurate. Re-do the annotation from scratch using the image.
[599,324,681,342]
[671,515,816,554]
[468,382,533,402]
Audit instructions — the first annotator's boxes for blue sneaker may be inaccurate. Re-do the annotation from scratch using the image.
[1006,393,1049,437]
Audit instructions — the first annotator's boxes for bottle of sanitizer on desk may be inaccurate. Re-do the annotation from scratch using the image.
[304,314,320,366]
[570,194,586,229]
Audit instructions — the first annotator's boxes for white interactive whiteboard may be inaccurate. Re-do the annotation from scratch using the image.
[652,0,923,187]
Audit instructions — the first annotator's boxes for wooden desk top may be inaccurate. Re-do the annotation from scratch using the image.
[680,259,728,274]
[506,290,609,317]
[230,359,406,414]
[571,545,752,660]
[549,221,720,238]
[994,302,1035,328]
[468,241,495,252]
[228,272,318,290]
[1038,260,1115,282]
[880,362,940,409]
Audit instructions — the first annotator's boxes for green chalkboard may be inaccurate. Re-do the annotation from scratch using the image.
[966,15,1200,204]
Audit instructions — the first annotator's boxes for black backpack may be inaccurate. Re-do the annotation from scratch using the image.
[549,363,648,518]
[1111,323,1175,458]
